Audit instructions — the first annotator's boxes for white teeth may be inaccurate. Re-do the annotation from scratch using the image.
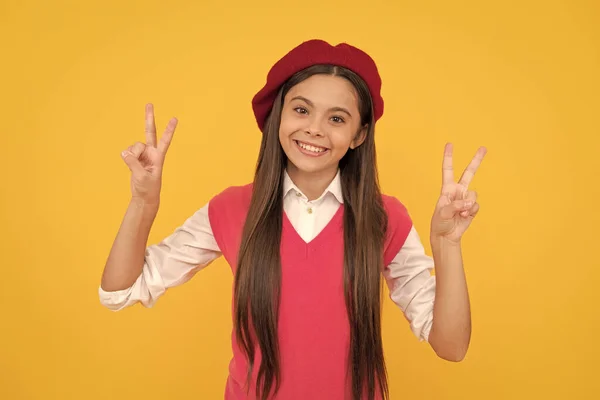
[297,141,326,153]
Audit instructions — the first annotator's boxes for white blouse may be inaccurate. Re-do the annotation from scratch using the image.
[99,171,436,342]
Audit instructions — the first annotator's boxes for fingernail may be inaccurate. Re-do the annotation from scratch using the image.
[465,201,473,208]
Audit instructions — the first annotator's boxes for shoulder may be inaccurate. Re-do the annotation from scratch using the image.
[381,193,411,221]
[380,193,414,264]
[207,182,254,242]
[209,182,254,208]
[204,183,253,259]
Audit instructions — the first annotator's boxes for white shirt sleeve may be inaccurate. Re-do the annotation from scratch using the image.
[98,203,222,311]
[384,226,436,342]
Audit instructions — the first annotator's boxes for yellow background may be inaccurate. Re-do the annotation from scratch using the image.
[1,0,598,399]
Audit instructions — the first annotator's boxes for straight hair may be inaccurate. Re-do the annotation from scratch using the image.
[234,64,389,400]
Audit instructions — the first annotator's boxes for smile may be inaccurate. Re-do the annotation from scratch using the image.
[294,140,329,157]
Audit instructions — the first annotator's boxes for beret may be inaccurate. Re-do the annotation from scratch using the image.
[251,39,384,132]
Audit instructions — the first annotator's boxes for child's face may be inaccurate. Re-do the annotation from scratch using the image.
[279,74,366,177]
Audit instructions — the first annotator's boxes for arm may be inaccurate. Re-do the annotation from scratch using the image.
[384,227,436,343]
[100,198,159,292]
[384,228,470,362]
[99,103,221,311]
[99,203,222,311]
[426,142,487,361]
[427,237,470,362]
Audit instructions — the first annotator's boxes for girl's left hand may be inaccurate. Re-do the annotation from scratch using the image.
[430,143,487,244]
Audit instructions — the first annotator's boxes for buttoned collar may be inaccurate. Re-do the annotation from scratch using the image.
[283,169,344,204]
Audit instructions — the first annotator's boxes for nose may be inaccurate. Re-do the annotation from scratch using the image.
[304,116,324,137]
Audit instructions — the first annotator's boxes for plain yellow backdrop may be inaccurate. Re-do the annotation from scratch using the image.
[1,0,598,399]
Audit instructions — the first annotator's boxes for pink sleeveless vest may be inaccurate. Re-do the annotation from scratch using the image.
[208,183,412,399]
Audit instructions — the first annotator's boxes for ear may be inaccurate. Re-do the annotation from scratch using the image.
[350,124,368,149]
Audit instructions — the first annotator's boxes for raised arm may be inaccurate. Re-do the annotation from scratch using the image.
[99,104,222,311]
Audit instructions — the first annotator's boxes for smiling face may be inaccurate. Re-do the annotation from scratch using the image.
[278,74,367,180]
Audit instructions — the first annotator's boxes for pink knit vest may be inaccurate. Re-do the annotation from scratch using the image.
[208,183,412,399]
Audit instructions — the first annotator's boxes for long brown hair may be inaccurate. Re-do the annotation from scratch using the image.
[234,64,389,400]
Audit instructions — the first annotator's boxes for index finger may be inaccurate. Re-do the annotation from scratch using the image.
[442,142,454,185]
[145,103,157,147]
[458,146,487,187]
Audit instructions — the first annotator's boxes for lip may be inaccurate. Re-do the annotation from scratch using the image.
[293,139,329,157]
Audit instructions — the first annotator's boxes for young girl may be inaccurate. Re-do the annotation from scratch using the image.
[99,39,486,400]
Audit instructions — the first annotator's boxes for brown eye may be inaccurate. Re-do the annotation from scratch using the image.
[294,107,308,114]
[331,116,345,123]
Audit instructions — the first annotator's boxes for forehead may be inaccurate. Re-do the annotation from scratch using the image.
[285,74,359,109]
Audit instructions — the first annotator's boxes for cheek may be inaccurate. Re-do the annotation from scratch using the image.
[329,131,355,152]
[279,115,303,137]
[278,125,292,149]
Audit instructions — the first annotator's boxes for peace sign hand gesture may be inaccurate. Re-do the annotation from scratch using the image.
[430,143,487,244]
[121,103,178,206]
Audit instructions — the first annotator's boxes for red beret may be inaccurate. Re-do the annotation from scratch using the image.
[251,39,384,131]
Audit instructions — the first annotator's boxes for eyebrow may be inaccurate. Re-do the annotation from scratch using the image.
[291,96,353,118]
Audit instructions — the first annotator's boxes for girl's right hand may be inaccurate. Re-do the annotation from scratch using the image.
[121,103,178,206]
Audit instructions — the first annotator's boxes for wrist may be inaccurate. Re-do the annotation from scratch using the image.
[430,235,464,275]
[130,196,160,214]
[430,235,462,251]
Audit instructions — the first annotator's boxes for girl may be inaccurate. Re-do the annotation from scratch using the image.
[99,39,486,400]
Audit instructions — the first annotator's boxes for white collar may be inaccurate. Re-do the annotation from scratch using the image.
[283,169,344,204]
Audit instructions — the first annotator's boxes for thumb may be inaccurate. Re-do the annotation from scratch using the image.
[440,199,474,219]
[121,150,146,176]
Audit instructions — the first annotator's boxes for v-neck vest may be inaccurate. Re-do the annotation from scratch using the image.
[208,183,413,399]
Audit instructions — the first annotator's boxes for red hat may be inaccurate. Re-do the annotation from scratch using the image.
[251,39,384,131]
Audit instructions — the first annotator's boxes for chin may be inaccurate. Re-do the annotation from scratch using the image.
[286,157,326,174]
